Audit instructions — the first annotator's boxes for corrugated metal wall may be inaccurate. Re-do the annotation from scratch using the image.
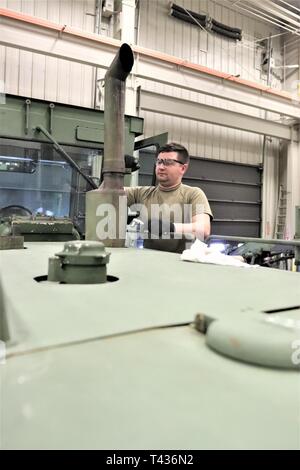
[0,0,98,107]
[138,0,283,83]
[1,0,283,165]
[280,34,300,239]
[138,0,282,166]
[0,0,285,235]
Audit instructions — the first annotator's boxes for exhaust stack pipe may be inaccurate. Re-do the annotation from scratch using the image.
[85,44,134,247]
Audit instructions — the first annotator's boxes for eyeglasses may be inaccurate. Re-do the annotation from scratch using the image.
[155,158,184,167]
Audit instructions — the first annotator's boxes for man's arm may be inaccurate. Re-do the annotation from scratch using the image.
[124,186,137,207]
[173,213,211,240]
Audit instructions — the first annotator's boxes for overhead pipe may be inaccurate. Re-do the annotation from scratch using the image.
[170,9,206,28]
[211,18,242,34]
[171,3,206,22]
[231,2,300,36]
[277,0,300,14]
[85,44,134,247]
[170,3,242,40]
[249,0,300,29]
[211,23,242,40]
[245,2,300,30]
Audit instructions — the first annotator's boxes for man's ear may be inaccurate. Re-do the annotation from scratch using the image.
[182,163,188,175]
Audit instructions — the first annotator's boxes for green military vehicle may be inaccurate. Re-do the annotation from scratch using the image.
[0,45,299,450]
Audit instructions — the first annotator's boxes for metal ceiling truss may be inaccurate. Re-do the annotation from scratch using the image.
[225,0,300,36]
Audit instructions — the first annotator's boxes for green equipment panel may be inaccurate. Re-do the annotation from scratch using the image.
[0,95,144,236]
[0,244,299,449]
[0,94,143,153]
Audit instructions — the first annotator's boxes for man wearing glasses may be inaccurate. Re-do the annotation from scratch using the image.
[125,143,213,253]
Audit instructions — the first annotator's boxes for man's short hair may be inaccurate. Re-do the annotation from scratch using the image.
[157,142,189,164]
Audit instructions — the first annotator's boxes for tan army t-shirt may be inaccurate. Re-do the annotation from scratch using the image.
[125,183,213,253]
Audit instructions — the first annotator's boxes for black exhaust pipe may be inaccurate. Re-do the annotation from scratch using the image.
[102,43,134,178]
[85,44,134,247]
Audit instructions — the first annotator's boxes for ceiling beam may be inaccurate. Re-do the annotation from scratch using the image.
[139,90,298,141]
[1,8,300,123]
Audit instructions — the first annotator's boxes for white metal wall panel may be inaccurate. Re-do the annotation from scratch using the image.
[138,0,283,165]
[0,1,286,169]
[261,138,280,238]
[30,0,47,99]
[281,31,300,239]
[0,0,97,106]
[279,35,300,239]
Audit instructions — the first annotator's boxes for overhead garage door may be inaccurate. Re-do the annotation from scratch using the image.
[138,149,262,237]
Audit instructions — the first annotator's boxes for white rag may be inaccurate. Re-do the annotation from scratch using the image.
[181,239,259,268]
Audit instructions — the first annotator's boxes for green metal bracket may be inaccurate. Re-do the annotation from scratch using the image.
[134,132,169,151]
[25,99,31,135]
[49,103,55,134]
[35,125,97,189]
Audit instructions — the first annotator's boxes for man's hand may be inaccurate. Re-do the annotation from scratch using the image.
[167,214,211,241]
[147,218,175,237]
[146,214,211,239]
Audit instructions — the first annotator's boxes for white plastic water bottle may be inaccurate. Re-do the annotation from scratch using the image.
[126,218,144,249]
[135,221,144,249]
